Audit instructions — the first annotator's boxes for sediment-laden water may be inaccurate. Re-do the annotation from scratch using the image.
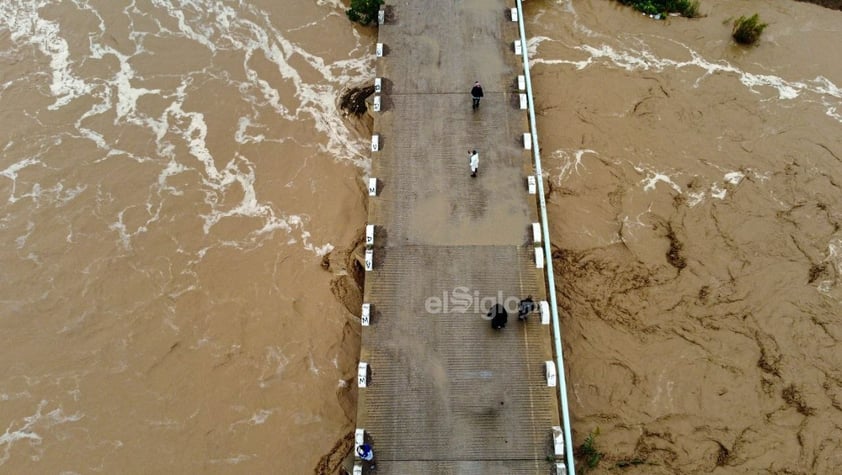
[1,0,840,473]
[527,0,842,472]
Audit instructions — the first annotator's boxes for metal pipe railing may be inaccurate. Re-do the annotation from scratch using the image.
[515,1,576,473]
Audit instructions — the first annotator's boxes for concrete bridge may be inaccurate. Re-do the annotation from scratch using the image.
[352,1,574,473]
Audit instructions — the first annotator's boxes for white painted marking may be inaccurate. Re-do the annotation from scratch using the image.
[546,361,557,387]
[365,249,373,271]
[358,362,369,387]
[553,426,565,456]
[361,303,371,326]
[354,429,365,458]
[540,300,550,325]
[366,224,374,245]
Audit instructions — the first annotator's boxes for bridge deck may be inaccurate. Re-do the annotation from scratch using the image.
[356,1,560,473]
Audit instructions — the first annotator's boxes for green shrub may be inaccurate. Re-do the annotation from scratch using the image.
[732,14,768,44]
[577,428,604,470]
[617,0,701,17]
[681,0,700,17]
[346,0,384,26]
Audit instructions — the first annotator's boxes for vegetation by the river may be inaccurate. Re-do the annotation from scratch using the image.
[577,428,604,470]
[732,14,768,45]
[346,0,384,26]
[617,0,701,17]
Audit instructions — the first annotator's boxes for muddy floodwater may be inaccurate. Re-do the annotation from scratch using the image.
[0,0,840,473]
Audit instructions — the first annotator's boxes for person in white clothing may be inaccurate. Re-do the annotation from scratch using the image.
[469,150,479,177]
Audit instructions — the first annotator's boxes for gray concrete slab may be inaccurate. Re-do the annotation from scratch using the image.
[356,0,560,472]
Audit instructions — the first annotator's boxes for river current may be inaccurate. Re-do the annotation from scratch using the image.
[0,0,840,473]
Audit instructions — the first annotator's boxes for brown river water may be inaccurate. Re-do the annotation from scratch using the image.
[0,0,840,473]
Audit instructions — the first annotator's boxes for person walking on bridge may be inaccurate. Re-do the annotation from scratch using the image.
[357,443,375,470]
[471,81,484,110]
[469,150,479,177]
[518,295,535,321]
[488,303,508,330]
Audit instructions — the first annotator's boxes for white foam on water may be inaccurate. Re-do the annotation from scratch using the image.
[0,399,84,465]
[1,158,43,203]
[825,237,842,275]
[208,454,255,465]
[248,409,273,425]
[258,346,290,388]
[710,182,727,200]
[0,1,92,110]
[0,391,32,401]
[15,221,35,249]
[635,164,682,194]
[686,190,706,208]
[148,0,372,168]
[45,408,84,427]
[2,0,360,256]
[307,352,320,375]
[550,148,598,184]
[88,43,161,121]
[531,34,842,122]
[229,409,275,430]
[724,171,744,185]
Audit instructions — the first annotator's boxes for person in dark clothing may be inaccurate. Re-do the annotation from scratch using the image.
[518,295,535,321]
[357,443,375,470]
[471,81,484,110]
[488,303,508,329]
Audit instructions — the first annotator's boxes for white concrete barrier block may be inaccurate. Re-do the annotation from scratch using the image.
[523,132,532,150]
[374,77,382,93]
[353,463,363,475]
[365,249,373,271]
[371,134,379,152]
[532,223,542,243]
[373,95,381,112]
[520,93,528,110]
[518,75,526,91]
[354,429,365,457]
[358,362,369,388]
[540,300,550,325]
[535,246,545,269]
[510,7,518,22]
[528,175,537,195]
[553,426,565,456]
[378,9,385,25]
[366,224,374,246]
[368,178,377,196]
[556,462,567,475]
[361,303,371,326]
[376,43,383,57]
[514,40,522,56]
[546,361,557,387]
